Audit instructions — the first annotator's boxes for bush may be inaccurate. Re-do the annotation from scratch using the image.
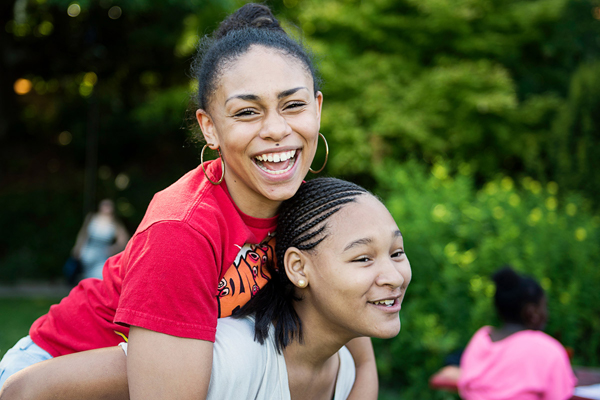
[372,160,600,396]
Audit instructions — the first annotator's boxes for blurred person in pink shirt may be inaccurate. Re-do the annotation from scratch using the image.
[458,266,576,400]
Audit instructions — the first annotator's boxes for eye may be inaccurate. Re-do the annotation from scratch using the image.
[352,256,371,263]
[234,108,258,117]
[284,101,306,110]
[391,250,405,259]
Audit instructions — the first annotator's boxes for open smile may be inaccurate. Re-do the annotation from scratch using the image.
[253,149,298,175]
[368,296,402,312]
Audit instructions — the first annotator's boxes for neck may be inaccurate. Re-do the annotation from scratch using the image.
[490,322,527,342]
[284,301,352,369]
[224,179,281,219]
[283,309,345,400]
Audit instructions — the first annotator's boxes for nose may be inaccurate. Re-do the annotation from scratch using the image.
[376,258,411,290]
[260,110,292,142]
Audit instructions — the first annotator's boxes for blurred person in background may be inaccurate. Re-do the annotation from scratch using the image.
[458,265,576,400]
[72,199,129,280]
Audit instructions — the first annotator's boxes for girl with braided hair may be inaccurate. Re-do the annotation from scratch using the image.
[0,178,411,400]
[0,4,377,399]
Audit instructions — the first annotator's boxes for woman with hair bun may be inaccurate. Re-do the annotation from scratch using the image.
[0,178,411,400]
[0,4,377,399]
[457,266,576,400]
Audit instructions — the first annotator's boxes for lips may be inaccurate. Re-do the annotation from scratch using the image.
[253,149,298,175]
[371,299,395,306]
[368,296,402,312]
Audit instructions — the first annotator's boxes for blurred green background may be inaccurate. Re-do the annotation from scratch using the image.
[1,0,599,397]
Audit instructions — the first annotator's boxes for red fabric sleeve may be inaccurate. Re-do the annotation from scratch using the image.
[115,221,219,342]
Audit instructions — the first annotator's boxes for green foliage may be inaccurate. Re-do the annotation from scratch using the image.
[551,60,600,201]
[372,160,600,395]
[282,0,600,196]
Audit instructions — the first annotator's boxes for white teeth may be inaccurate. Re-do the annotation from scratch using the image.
[255,150,296,163]
[372,299,394,306]
[255,155,296,175]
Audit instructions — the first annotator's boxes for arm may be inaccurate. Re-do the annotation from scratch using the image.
[72,213,93,258]
[344,337,378,400]
[127,326,213,400]
[108,222,130,256]
[0,347,128,400]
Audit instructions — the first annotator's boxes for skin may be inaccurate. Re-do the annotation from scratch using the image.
[197,45,323,219]
[128,46,387,400]
[284,194,411,399]
[0,194,407,400]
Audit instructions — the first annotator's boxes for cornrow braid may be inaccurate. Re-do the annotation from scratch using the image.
[234,178,369,352]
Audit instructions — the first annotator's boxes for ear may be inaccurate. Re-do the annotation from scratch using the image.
[314,91,323,124]
[196,109,220,149]
[284,247,310,288]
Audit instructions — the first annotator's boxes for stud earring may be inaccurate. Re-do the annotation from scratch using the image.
[297,279,307,288]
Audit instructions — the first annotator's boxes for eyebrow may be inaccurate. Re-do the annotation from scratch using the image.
[224,86,308,105]
[342,229,403,252]
[277,86,307,99]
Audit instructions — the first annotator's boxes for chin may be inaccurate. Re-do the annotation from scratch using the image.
[369,320,402,340]
[265,182,303,202]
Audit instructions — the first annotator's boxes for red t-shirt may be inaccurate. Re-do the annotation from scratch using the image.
[30,160,277,357]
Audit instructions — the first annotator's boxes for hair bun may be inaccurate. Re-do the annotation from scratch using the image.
[214,3,284,40]
[492,265,521,291]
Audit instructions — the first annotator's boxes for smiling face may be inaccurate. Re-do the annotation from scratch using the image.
[296,195,411,341]
[196,45,322,218]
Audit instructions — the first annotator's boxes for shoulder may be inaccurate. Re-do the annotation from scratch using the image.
[213,317,271,365]
[334,346,356,400]
[208,317,284,399]
[519,330,568,356]
[466,326,492,346]
[137,162,234,232]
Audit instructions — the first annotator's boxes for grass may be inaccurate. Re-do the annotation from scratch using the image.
[0,297,62,358]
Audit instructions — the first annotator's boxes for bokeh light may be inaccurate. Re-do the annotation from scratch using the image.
[79,72,98,97]
[115,173,130,190]
[14,78,32,95]
[67,3,81,17]
[58,131,72,145]
[38,21,53,35]
[108,6,122,20]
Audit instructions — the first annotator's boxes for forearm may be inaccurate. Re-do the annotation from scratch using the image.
[0,347,129,400]
[345,337,378,400]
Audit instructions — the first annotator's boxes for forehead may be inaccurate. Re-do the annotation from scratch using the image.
[326,195,400,246]
[214,45,314,100]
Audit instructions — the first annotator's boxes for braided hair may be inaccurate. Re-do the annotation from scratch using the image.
[192,3,321,111]
[235,178,369,352]
[492,265,544,324]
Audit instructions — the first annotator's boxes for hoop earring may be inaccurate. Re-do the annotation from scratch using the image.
[309,132,329,174]
[201,144,225,185]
